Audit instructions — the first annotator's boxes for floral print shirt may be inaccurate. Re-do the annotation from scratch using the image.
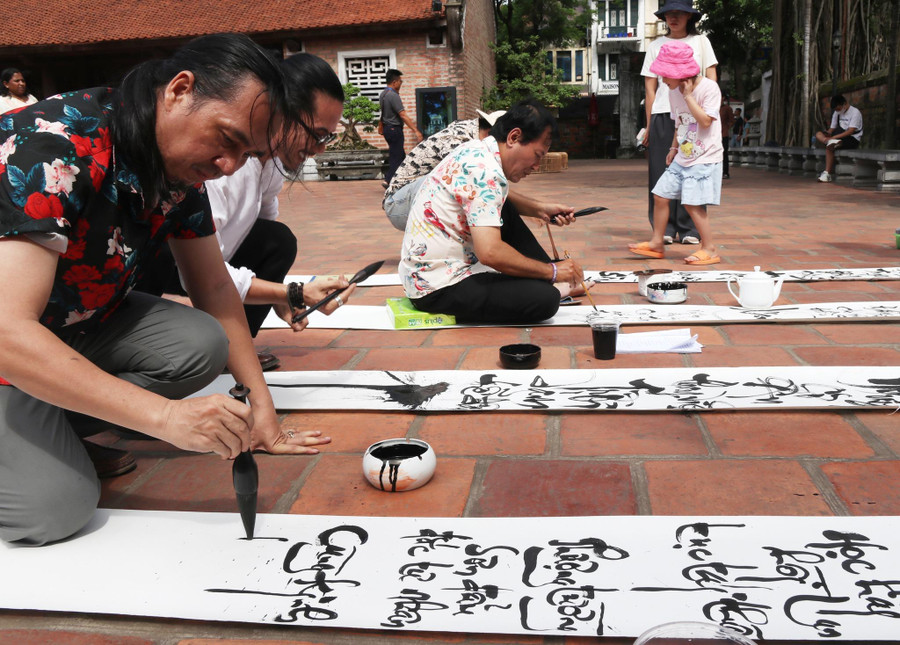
[399,136,507,298]
[0,87,214,336]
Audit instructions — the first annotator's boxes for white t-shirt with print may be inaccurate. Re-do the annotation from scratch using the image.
[669,76,723,166]
[641,34,718,115]
[399,137,508,299]
[829,105,863,141]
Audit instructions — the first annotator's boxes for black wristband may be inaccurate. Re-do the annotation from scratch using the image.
[287,282,306,310]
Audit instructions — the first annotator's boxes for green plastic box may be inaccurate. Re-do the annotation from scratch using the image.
[386,297,456,329]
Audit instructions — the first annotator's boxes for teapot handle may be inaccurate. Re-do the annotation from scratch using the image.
[726,277,741,304]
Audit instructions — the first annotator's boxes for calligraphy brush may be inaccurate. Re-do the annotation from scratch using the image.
[565,250,597,312]
[291,259,385,324]
[544,222,561,262]
[551,205,608,224]
[229,383,258,539]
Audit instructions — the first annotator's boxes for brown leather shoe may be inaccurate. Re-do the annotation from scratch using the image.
[258,352,281,371]
[81,440,137,479]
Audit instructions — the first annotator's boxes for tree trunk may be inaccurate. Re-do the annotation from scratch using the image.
[802,0,812,146]
[886,0,900,148]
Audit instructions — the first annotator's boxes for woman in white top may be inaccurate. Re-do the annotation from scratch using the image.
[640,0,717,245]
[0,68,38,113]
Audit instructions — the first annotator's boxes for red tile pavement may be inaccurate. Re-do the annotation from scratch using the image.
[644,460,833,515]
[4,159,900,644]
[820,460,900,515]
[704,411,875,458]
[560,412,708,457]
[470,460,637,516]
[418,413,548,456]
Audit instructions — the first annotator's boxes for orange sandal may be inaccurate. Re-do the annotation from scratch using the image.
[628,242,665,259]
[684,249,721,265]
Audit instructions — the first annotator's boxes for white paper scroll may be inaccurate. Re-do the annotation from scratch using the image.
[262,301,900,330]
[3,510,900,640]
[286,266,900,287]
[193,366,900,412]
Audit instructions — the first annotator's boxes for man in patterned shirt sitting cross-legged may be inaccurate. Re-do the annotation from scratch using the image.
[398,100,585,325]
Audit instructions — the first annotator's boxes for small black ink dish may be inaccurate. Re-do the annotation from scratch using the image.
[499,343,542,369]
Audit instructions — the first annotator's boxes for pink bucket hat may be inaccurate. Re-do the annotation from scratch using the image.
[649,40,701,79]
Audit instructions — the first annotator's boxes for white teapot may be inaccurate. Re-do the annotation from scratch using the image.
[727,266,784,308]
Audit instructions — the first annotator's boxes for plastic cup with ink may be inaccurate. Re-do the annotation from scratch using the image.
[590,318,619,360]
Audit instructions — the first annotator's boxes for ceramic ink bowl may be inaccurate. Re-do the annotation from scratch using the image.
[499,343,541,369]
[646,281,687,304]
[634,268,673,296]
[362,438,436,492]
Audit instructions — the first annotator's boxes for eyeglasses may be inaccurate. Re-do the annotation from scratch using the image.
[298,120,337,147]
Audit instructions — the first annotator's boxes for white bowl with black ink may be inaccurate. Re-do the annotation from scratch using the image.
[362,438,436,492]
[634,268,673,296]
[646,281,687,304]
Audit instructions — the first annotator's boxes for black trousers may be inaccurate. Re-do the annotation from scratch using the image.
[411,202,559,324]
[722,136,730,176]
[648,113,700,240]
[383,123,405,184]
[134,218,297,337]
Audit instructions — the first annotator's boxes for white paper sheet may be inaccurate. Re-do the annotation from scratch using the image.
[616,328,702,354]
[3,510,900,640]
[262,300,900,330]
[193,366,900,412]
[285,266,900,287]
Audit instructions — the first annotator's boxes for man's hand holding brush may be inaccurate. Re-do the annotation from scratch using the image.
[275,275,357,332]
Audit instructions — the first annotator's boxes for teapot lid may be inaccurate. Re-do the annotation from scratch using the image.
[743,266,773,283]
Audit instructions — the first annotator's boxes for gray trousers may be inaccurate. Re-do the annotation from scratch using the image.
[384,175,426,232]
[0,292,228,546]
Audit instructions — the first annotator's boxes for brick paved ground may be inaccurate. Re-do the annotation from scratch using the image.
[2,159,899,644]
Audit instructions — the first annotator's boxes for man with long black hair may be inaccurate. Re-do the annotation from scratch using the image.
[0,34,329,546]
[135,53,356,371]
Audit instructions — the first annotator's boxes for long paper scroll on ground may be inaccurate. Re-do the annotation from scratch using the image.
[3,510,900,640]
[286,266,900,287]
[193,366,900,412]
[262,300,900,330]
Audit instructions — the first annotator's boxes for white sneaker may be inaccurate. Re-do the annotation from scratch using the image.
[663,235,674,244]
[817,171,833,183]
[826,139,841,148]
[681,235,700,245]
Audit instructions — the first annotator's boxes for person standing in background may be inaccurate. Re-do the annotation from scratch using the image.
[731,107,746,147]
[0,68,38,113]
[720,94,734,179]
[640,0,717,246]
[379,69,423,188]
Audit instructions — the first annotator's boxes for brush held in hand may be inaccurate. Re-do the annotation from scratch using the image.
[552,206,608,223]
[291,259,385,323]
[229,383,258,539]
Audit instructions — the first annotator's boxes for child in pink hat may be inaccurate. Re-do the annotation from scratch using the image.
[629,39,723,265]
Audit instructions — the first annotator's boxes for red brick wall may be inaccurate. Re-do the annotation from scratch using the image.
[306,0,497,153]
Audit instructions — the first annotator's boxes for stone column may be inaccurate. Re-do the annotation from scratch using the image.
[616,46,640,159]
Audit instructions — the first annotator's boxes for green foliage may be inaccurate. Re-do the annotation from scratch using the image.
[493,0,591,48]
[694,0,773,98]
[332,83,378,150]
[483,37,581,110]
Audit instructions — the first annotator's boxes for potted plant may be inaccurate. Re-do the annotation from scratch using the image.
[316,83,389,181]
